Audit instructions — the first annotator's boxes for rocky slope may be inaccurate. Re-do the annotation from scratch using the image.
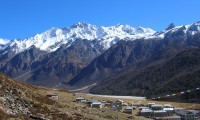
[0,73,77,119]
[89,48,200,100]
[67,39,162,87]
[1,46,46,77]
[25,39,103,87]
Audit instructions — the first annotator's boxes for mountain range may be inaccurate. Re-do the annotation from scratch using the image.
[0,22,155,87]
[0,21,200,99]
[0,22,155,53]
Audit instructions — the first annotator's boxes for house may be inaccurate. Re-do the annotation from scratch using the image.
[151,104,163,110]
[187,110,199,114]
[110,103,122,111]
[139,107,150,110]
[80,99,87,103]
[115,100,123,105]
[91,102,103,108]
[154,115,181,120]
[122,102,129,106]
[140,109,153,118]
[163,107,175,115]
[123,106,133,114]
[87,99,98,104]
[153,110,168,117]
[174,108,184,110]
[163,104,173,108]
[132,103,142,107]
[87,100,99,106]
[110,103,118,110]
[46,93,58,99]
[101,100,107,104]
[175,109,199,120]
[187,110,200,117]
[75,97,85,102]
[148,103,156,107]
[104,103,111,107]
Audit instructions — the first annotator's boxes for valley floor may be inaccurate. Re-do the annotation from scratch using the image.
[34,88,200,120]
[39,88,150,120]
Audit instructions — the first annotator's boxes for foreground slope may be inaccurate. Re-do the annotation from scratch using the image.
[0,73,86,119]
[0,73,153,120]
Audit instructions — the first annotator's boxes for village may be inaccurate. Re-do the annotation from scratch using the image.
[46,93,200,120]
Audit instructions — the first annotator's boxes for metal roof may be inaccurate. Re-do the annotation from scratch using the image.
[151,104,163,107]
[163,104,173,107]
[163,108,174,111]
[153,110,167,113]
[89,100,99,102]
[91,102,102,105]
[125,106,133,110]
[148,103,156,105]
[141,109,153,113]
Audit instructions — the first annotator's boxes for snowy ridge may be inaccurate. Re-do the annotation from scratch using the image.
[2,21,200,54]
[0,38,10,50]
[147,21,200,39]
[0,38,10,45]
[1,22,155,53]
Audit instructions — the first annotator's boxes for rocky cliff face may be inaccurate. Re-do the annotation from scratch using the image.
[67,39,162,87]
[1,46,46,77]
[25,39,103,87]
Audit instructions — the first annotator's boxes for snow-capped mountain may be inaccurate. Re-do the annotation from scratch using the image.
[1,21,200,90]
[147,21,200,39]
[68,21,200,90]
[0,38,10,45]
[1,22,156,54]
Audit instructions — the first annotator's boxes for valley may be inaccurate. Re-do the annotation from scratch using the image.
[0,73,199,119]
[1,21,200,119]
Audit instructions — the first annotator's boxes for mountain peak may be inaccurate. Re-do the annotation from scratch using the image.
[165,23,176,30]
[194,21,200,25]
[72,22,93,28]
[116,23,123,27]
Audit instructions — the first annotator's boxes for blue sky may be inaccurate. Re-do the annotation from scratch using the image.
[0,0,200,39]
